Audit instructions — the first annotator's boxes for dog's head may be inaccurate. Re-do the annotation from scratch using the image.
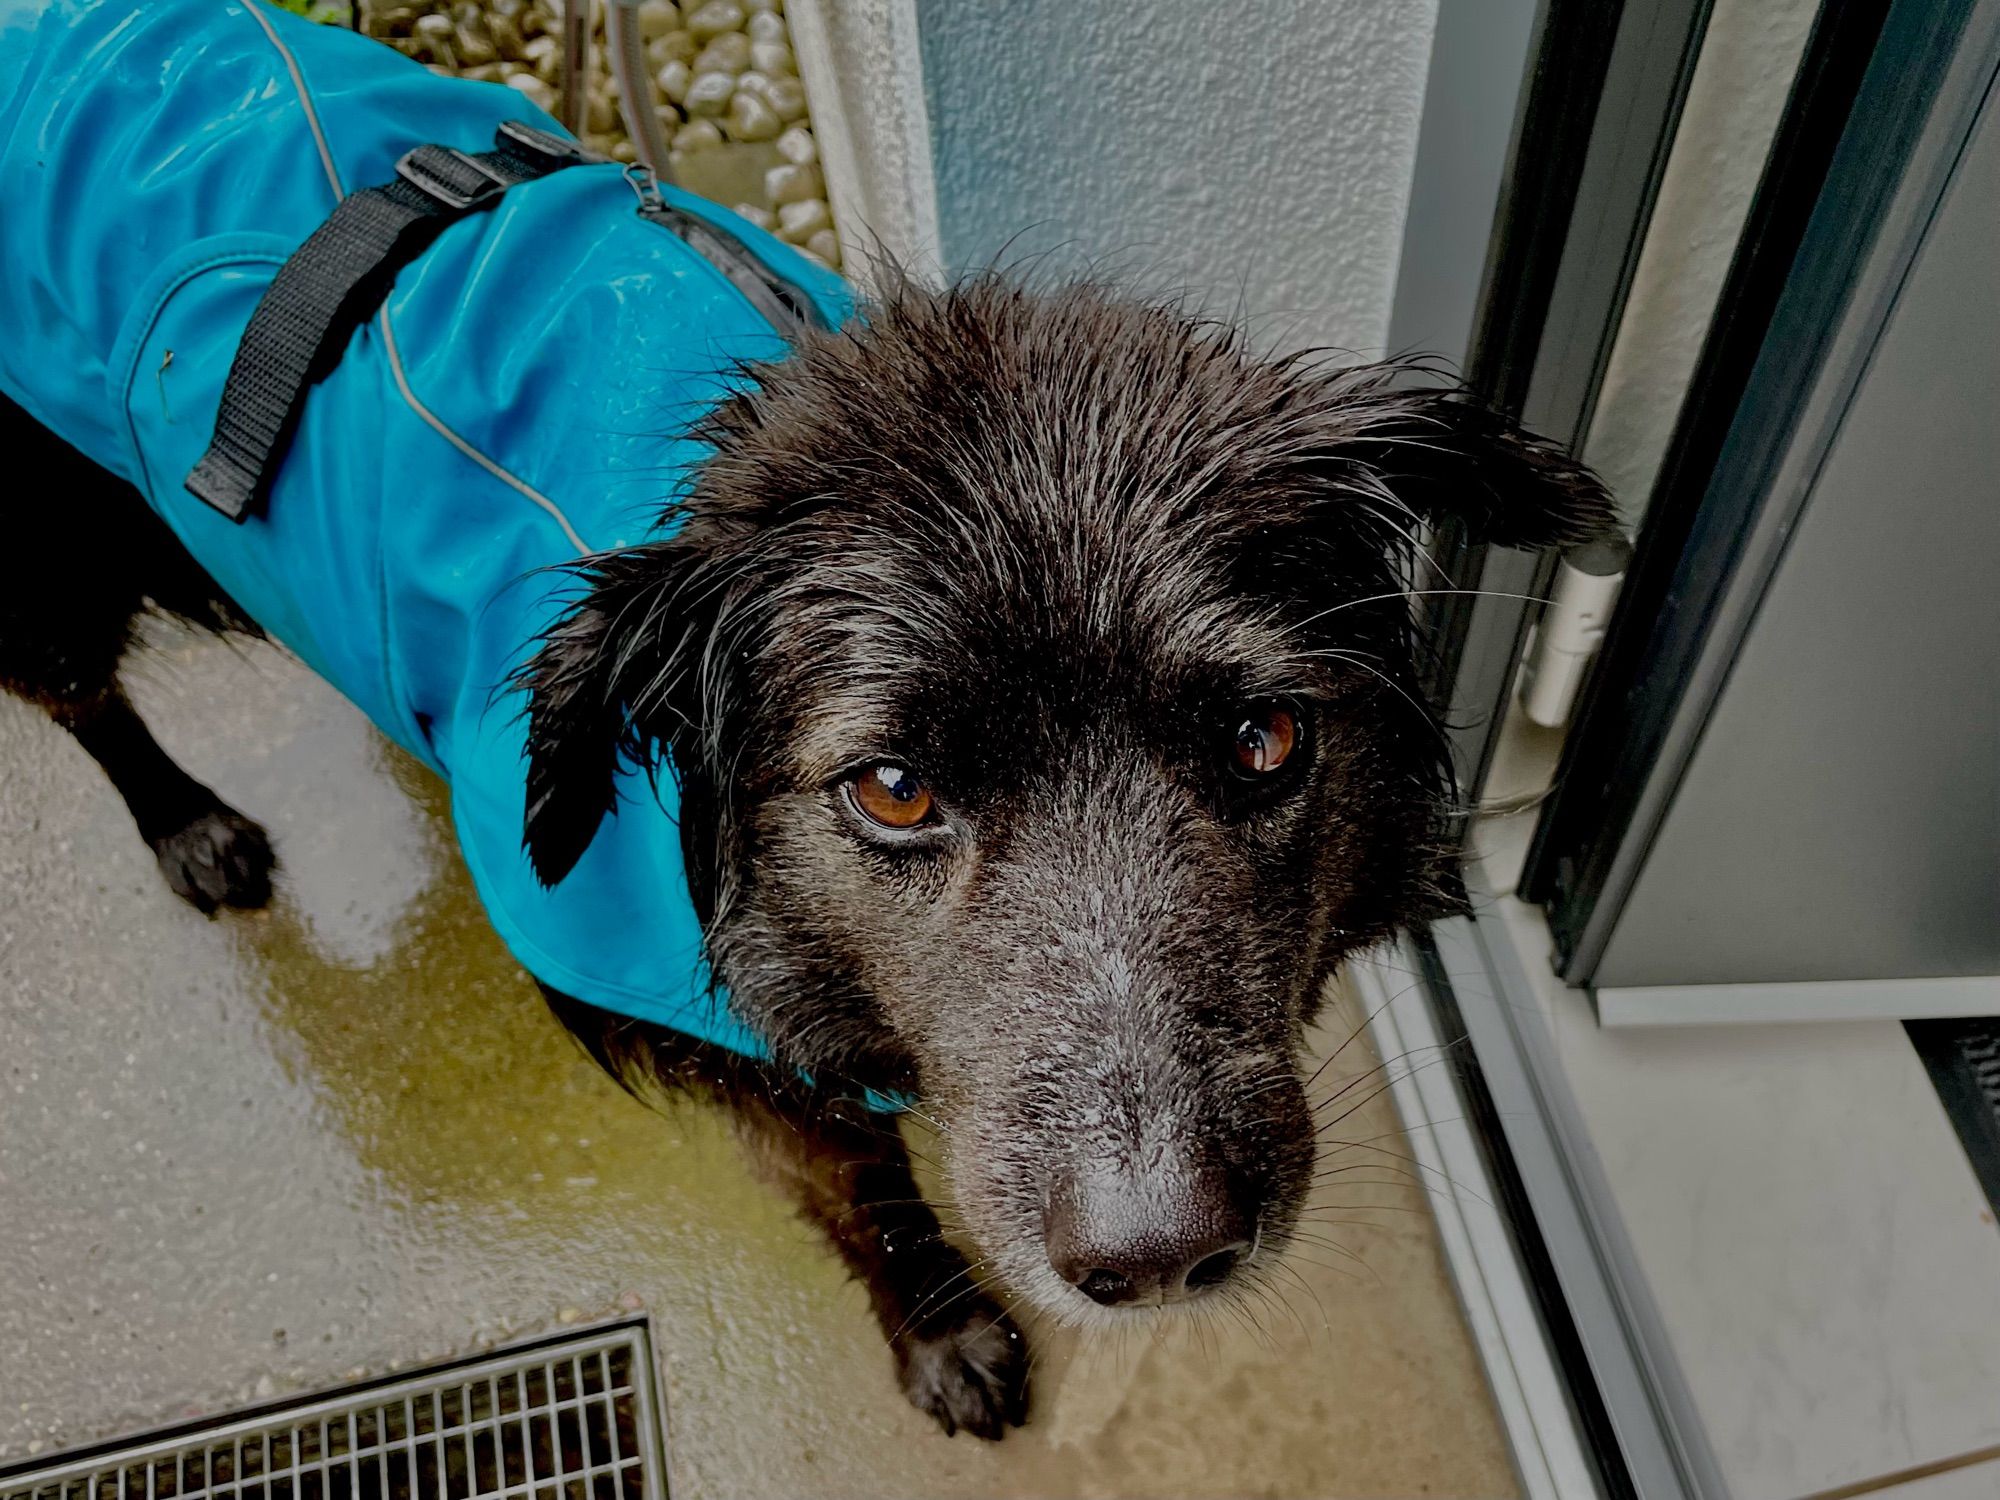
[520,278,1610,1322]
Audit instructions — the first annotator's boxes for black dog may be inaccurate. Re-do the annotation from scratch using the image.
[0,275,1608,1437]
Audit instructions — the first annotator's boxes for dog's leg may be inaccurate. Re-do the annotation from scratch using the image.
[53,684,275,915]
[734,1093,1031,1438]
[543,992,1030,1437]
[0,394,274,914]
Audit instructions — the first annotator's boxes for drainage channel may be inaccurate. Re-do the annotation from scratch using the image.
[0,1323,668,1500]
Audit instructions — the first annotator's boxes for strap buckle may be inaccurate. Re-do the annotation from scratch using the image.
[495,119,593,169]
[395,144,508,211]
[189,127,591,522]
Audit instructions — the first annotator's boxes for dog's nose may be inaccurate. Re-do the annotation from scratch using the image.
[1045,1167,1252,1306]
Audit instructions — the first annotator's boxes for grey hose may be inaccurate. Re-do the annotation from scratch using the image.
[557,0,590,137]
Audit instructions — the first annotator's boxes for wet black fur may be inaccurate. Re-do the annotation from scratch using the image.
[0,276,1609,1440]
[519,278,1610,1426]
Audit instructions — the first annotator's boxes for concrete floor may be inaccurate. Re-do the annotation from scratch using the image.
[0,630,1518,1499]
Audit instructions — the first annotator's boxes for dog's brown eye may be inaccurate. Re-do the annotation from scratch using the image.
[849,764,936,829]
[1231,704,1298,776]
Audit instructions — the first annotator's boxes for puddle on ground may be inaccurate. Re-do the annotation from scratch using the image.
[2,637,1518,1498]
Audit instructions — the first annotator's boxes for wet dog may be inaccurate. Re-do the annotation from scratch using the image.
[0,274,1608,1437]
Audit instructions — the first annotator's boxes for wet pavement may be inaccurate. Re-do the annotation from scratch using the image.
[0,630,1517,1498]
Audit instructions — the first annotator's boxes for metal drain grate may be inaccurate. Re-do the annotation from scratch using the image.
[1,1324,666,1500]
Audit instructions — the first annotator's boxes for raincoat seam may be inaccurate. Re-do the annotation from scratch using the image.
[114,241,290,502]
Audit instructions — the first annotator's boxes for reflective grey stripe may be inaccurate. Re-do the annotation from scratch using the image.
[243,0,591,556]
[376,310,590,554]
[240,1,346,200]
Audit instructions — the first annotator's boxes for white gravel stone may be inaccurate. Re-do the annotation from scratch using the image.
[775,196,830,243]
[655,59,692,105]
[724,89,781,142]
[774,124,817,165]
[683,69,735,117]
[763,161,822,206]
[634,0,680,40]
[745,10,786,43]
[454,19,497,65]
[412,12,455,62]
[732,69,772,101]
[748,39,795,77]
[673,118,724,151]
[684,0,745,43]
[522,34,559,81]
[731,203,778,231]
[503,71,557,113]
[692,31,751,74]
[763,75,807,123]
[805,227,840,264]
[646,29,696,68]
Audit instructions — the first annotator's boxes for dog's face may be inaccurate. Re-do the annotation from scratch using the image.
[522,280,1610,1323]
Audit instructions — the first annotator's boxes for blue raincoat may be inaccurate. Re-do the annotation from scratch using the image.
[0,0,852,1059]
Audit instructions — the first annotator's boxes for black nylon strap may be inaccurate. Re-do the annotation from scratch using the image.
[186,122,588,521]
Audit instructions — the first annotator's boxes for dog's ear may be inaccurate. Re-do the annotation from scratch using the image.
[1312,373,1617,549]
[518,542,695,887]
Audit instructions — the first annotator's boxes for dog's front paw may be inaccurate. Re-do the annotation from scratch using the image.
[893,1296,1030,1440]
[153,807,275,915]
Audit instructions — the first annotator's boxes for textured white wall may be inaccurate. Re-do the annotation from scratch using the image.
[916,0,1439,357]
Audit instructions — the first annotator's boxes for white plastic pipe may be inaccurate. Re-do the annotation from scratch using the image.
[1520,536,1632,729]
